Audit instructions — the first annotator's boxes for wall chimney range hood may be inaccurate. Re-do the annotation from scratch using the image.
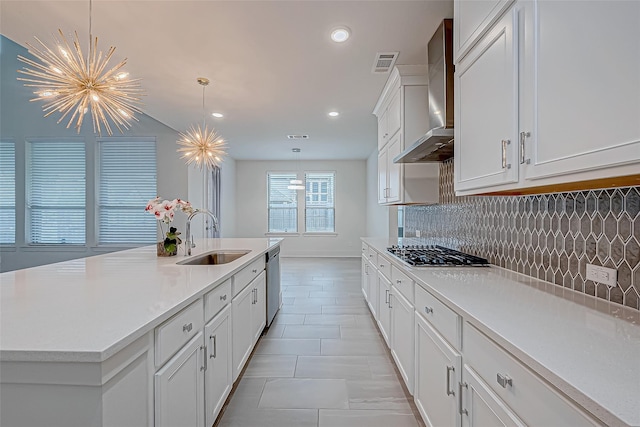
[394,19,454,163]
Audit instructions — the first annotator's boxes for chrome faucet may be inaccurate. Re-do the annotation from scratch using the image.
[185,209,219,256]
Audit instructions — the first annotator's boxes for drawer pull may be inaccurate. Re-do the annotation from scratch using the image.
[252,268,258,273]
[446,365,455,396]
[200,345,207,371]
[396,279,402,284]
[459,382,468,416]
[182,323,193,333]
[219,294,227,301]
[209,334,217,359]
[388,293,393,309]
[497,373,513,388]
[385,289,389,304]
[424,306,433,314]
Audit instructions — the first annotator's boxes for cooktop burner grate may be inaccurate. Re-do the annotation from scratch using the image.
[386,245,489,267]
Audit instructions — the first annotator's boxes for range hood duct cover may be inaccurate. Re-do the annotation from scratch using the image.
[395,19,454,163]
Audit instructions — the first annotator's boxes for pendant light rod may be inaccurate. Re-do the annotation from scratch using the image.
[197,77,210,128]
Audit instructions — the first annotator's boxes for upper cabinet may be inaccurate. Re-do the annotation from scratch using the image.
[373,66,440,205]
[454,0,640,196]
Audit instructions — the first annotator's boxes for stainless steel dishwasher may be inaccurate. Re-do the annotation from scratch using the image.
[265,246,281,326]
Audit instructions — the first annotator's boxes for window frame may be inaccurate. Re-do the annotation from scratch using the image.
[95,137,158,246]
[25,137,87,246]
[266,171,300,235]
[304,171,336,234]
[0,139,16,246]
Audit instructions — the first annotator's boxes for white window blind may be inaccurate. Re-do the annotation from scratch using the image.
[0,141,16,244]
[98,139,157,244]
[305,172,335,232]
[268,172,297,233]
[27,140,86,244]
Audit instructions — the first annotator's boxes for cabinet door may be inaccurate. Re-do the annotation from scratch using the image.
[367,259,379,320]
[251,271,267,343]
[462,365,525,427]
[378,149,389,204]
[414,314,461,427]
[154,332,205,427]
[361,257,370,301]
[386,89,402,141]
[204,306,232,427]
[390,286,414,394]
[232,281,254,382]
[455,5,519,193]
[521,1,640,182]
[378,108,389,150]
[377,272,391,347]
[386,135,402,203]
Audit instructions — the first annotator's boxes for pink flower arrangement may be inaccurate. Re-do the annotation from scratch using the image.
[145,197,195,224]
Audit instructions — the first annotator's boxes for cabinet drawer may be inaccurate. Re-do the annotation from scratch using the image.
[155,299,204,367]
[367,248,378,267]
[362,242,368,255]
[377,255,391,280]
[233,257,265,297]
[391,265,413,304]
[415,285,460,350]
[204,278,231,322]
[463,324,600,426]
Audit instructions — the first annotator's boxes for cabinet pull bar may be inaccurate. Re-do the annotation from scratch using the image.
[501,140,511,169]
[385,289,389,304]
[497,373,513,388]
[425,306,433,314]
[220,294,227,301]
[209,334,217,359]
[519,131,530,164]
[459,382,468,416]
[200,345,207,371]
[388,293,393,309]
[183,323,193,333]
[446,366,455,396]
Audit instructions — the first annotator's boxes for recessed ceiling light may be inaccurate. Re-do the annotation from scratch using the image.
[328,111,339,117]
[212,112,224,118]
[331,27,350,43]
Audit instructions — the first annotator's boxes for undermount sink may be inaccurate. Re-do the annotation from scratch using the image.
[177,250,251,266]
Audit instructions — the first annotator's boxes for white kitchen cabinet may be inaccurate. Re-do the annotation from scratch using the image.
[455,0,640,196]
[251,271,267,343]
[454,4,520,193]
[390,285,414,394]
[204,305,232,427]
[415,313,462,427]
[361,256,370,301]
[377,270,392,347]
[373,65,439,205]
[454,0,515,62]
[461,365,525,427]
[232,278,255,382]
[154,332,205,427]
[367,258,379,320]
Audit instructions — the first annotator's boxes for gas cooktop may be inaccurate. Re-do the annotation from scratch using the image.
[387,245,489,267]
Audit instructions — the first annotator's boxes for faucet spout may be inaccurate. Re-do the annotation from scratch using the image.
[185,209,219,256]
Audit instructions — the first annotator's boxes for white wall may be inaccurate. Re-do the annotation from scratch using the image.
[0,36,189,272]
[235,160,366,257]
[365,148,390,238]
[220,157,237,237]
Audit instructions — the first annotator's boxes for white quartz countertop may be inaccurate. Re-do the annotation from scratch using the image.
[363,238,640,427]
[0,238,281,363]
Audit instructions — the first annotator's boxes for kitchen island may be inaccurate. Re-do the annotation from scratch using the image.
[0,237,281,427]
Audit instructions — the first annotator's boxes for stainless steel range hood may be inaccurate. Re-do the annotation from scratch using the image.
[395,19,454,163]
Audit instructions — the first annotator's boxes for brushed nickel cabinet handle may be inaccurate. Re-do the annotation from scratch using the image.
[459,382,468,416]
[446,366,455,396]
[183,323,193,333]
[501,139,511,169]
[425,306,433,314]
[520,131,530,164]
[497,373,513,388]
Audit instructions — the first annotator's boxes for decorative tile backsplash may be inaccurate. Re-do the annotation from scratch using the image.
[403,160,640,311]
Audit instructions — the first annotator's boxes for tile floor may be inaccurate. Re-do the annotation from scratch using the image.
[216,258,424,427]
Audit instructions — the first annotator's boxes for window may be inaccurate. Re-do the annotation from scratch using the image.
[27,140,86,244]
[268,172,297,233]
[98,139,157,244]
[0,140,16,244]
[305,172,335,233]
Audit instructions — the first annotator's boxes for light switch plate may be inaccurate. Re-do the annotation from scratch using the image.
[415,230,421,238]
[586,264,617,287]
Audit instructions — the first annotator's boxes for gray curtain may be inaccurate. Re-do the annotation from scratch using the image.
[207,166,221,237]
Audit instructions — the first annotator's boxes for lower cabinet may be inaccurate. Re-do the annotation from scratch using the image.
[154,332,205,427]
[390,285,414,394]
[204,305,232,427]
[251,272,267,343]
[414,313,461,427]
[361,256,370,301]
[232,278,255,382]
[377,271,392,346]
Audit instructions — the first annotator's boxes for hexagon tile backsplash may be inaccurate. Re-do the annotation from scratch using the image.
[404,159,640,311]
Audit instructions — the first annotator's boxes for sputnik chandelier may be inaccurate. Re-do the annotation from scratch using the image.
[176,77,227,170]
[16,0,142,136]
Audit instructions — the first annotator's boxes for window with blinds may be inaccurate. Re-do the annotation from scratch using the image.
[0,140,16,244]
[27,140,86,244]
[98,139,157,244]
[305,172,335,233]
[268,172,297,233]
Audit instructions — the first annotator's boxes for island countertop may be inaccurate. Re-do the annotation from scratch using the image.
[0,238,281,363]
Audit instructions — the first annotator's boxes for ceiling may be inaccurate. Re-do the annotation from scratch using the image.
[1,1,453,161]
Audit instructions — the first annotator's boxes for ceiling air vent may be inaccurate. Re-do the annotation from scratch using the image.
[287,135,309,140]
[372,52,399,74]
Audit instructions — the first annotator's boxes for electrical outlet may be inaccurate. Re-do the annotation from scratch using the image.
[586,264,617,287]
[415,230,421,238]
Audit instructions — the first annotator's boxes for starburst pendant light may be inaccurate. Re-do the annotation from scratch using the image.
[176,77,227,170]
[16,0,143,136]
